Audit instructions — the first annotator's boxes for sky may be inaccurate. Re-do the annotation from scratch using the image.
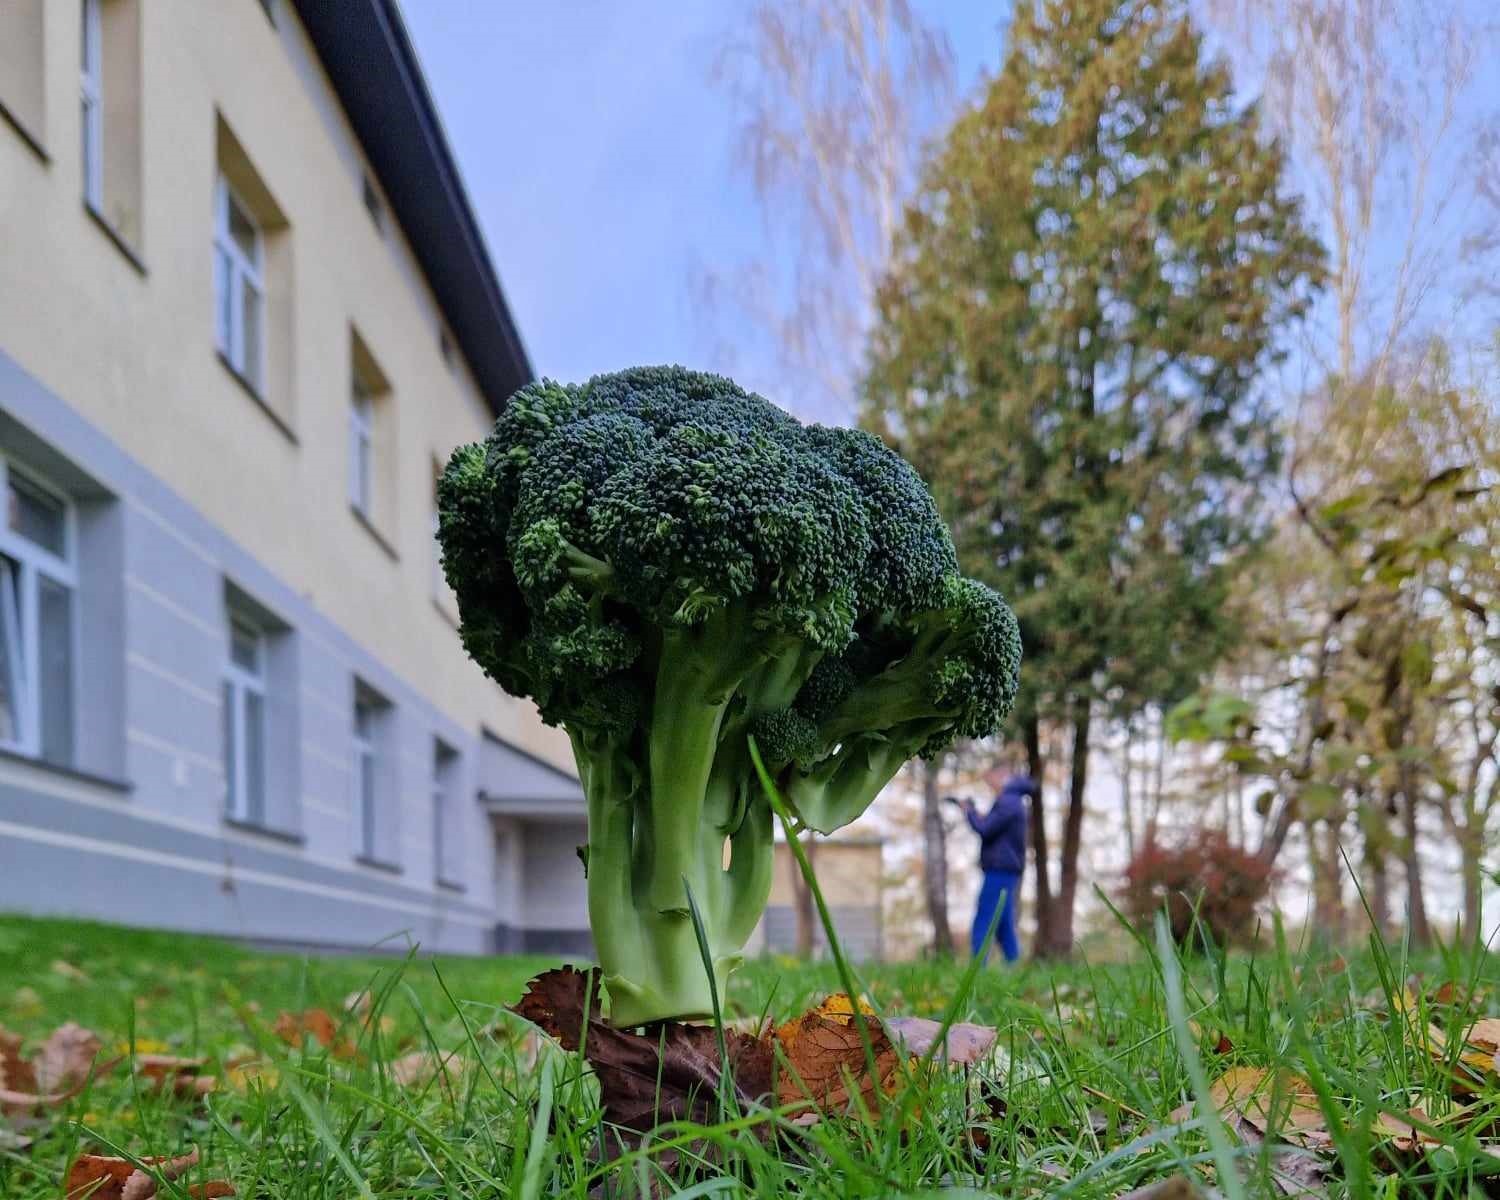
[400,3,1010,424]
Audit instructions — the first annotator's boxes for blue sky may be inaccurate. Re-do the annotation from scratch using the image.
[401,4,1010,420]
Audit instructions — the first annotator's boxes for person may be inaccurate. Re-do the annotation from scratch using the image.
[951,763,1035,963]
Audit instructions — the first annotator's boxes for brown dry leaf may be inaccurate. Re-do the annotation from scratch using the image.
[1,1023,118,1115]
[1421,1017,1500,1088]
[773,994,903,1115]
[135,1055,216,1098]
[388,1049,465,1089]
[272,1009,358,1060]
[884,1016,997,1064]
[511,966,772,1136]
[64,1145,234,1199]
[1170,1066,1325,1144]
[1118,1177,1205,1200]
[1375,1107,1442,1155]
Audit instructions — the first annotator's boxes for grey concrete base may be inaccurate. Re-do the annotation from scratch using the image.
[494,922,593,957]
[0,764,496,955]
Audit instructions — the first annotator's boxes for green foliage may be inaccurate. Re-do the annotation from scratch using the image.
[863,0,1322,724]
[438,366,1021,1023]
[860,0,1321,951]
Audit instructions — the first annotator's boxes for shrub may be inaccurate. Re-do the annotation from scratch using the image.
[1122,829,1274,949]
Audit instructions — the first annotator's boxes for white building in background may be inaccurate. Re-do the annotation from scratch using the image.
[0,0,594,954]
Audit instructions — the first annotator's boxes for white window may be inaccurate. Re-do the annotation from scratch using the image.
[353,695,378,859]
[433,740,460,885]
[223,613,267,824]
[80,0,102,210]
[349,382,374,517]
[0,461,76,766]
[213,174,265,393]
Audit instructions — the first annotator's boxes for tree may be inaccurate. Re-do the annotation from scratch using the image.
[862,0,1322,956]
[698,0,955,418]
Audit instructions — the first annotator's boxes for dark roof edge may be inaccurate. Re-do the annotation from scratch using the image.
[291,0,533,416]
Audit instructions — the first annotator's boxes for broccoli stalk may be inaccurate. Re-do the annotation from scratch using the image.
[439,367,1020,1026]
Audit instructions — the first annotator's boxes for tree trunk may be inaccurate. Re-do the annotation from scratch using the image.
[1024,714,1055,958]
[1461,829,1483,943]
[1308,821,1345,943]
[921,758,954,957]
[1044,703,1091,958]
[1364,839,1390,942]
[792,833,818,957]
[1397,766,1432,948]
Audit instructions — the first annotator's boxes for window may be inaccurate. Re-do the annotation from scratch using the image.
[214,174,265,393]
[353,695,378,859]
[0,462,76,766]
[222,612,267,824]
[80,0,102,210]
[0,2,47,155]
[361,175,384,233]
[347,330,395,546]
[433,740,461,887]
[349,380,374,517]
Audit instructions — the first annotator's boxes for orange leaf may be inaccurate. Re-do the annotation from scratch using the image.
[272,1009,358,1060]
[64,1146,234,1199]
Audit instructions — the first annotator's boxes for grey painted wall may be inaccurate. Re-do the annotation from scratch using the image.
[0,349,591,954]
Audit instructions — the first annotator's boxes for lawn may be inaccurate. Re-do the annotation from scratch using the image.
[2,914,1498,1198]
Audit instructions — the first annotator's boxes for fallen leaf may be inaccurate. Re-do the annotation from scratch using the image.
[36,1023,104,1092]
[51,960,89,983]
[388,1049,465,1089]
[1375,1107,1442,1154]
[511,966,773,1135]
[1226,1110,1331,1197]
[773,1000,902,1115]
[273,1009,358,1059]
[1118,1177,1205,1200]
[64,1146,233,1199]
[1421,1017,1500,1088]
[885,1017,997,1064]
[135,1055,216,1098]
[1170,1066,1325,1145]
[1,1023,118,1115]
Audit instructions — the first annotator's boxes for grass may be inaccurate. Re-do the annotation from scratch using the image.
[1,912,1498,1198]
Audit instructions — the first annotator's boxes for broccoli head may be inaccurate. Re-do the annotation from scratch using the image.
[439,366,1020,1024]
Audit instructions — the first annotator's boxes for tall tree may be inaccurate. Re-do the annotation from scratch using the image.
[861,0,1322,955]
[698,0,955,418]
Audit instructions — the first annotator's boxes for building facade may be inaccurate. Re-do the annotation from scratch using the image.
[0,0,592,954]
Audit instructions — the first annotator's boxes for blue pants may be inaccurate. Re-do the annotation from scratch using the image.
[971,870,1021,962]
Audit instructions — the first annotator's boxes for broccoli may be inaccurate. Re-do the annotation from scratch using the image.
[438,366,1021,1025]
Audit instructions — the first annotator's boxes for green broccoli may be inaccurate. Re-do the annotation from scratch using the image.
[438,366,1020,1025]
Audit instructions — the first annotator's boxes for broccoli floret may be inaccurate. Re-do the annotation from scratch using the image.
[438,366,1020,1024]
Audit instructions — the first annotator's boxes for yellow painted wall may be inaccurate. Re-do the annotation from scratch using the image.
[0,1,570,771]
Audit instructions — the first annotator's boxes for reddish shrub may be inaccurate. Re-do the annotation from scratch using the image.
[1122,830,1275,949]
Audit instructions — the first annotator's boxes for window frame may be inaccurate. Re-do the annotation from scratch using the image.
[348,380,375,518]
[432,740,462,888]
[352,695,378,860]
[0,458,79,764]
[80,0,103,211]
[213,172,267,394]
[222,611,268,825]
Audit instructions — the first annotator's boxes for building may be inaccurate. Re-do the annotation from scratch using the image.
[751,837,885,961]
[0,0,594,954]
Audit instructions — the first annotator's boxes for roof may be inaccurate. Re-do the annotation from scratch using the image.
[477,731,585,818]
[290,0,533,415]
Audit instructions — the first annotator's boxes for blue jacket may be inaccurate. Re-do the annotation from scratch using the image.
[967,775,1035,875]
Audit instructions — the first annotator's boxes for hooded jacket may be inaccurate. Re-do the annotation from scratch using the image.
[966,774,1036,875]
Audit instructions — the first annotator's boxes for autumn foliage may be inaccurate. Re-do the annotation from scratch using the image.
[1122,830,1275,949]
